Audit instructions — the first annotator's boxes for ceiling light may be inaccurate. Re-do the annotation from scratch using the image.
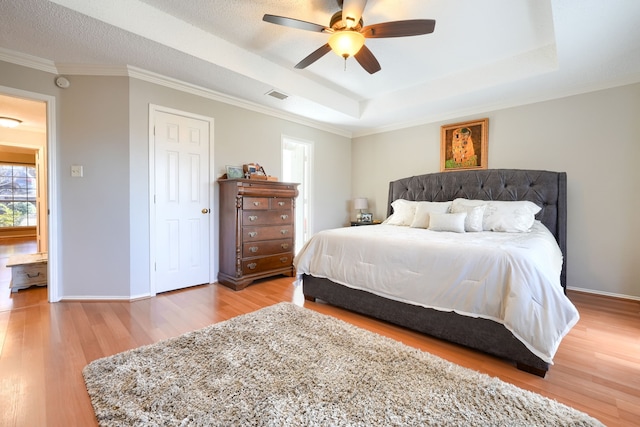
[0,117,22,128]
[328,31,365,59]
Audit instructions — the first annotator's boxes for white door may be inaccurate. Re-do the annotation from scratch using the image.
[153,110,211,293]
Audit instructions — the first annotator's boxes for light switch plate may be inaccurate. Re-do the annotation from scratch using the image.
[71,165,83,177]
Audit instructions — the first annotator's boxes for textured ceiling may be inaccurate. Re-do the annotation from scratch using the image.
[1,0,639,137]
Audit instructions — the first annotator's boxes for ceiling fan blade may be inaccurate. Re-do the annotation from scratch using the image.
[263,14,328,33]
[354,45,381,74]
[362,19,436,38]
[295,44,333,69]
[341,0,368,28]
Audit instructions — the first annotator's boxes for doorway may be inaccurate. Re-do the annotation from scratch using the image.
[282,136,313,254]
[149,105,215,295]
[0,87,57,302]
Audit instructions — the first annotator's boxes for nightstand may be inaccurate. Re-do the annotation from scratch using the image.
[350,220,380,226]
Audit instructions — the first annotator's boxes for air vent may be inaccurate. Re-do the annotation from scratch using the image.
[266,90,289,100]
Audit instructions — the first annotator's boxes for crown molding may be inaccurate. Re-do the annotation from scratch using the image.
[55,63,129,76]
[0,48,352,138]
[0,47,58,74]
[125,66,352,138]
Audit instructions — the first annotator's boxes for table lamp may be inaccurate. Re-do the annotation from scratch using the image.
[353,198,368,222]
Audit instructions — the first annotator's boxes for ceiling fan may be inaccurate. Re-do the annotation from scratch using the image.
[263,0,436,74]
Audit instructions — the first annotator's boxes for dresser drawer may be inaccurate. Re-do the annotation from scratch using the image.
[242,210,293,226]
[10,263,48,288]
[243,197,269,210]
[270,198,292,209]
[243,225,293,241]
[242,253,293,275]
[243,239,293,257]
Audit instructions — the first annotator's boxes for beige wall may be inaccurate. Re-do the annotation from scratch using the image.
[352,83,640,298]
[2,57,637,299]
[128,79,351,297]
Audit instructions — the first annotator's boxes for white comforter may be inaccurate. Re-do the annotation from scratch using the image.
[294,222,579,363]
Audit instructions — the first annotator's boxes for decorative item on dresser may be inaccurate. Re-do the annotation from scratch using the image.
[218,179,299,290]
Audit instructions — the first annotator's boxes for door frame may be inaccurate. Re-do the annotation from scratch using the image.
[148,104,215,296]
[281,135,314,252]
[0,85,59,302]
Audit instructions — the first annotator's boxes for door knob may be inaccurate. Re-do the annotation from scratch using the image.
[201,208,210,214]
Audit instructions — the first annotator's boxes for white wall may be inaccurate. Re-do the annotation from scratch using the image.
[4,56,636,299]
[59,75,132,297]
[0,60,351,299]
[352,83,640,298]
[128,79,352,297]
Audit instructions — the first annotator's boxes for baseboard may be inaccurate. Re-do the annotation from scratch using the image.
[60,295,146,302]
[566,286,640,302]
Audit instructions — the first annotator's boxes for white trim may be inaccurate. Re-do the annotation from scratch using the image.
[0,85,59,302]
[0,48,351,138]
[148,104,216,296]
[60,295,134,301]
[128,66,352,138]
[566,286,640,302]
[281,135,314,252]
[0,48,58,75]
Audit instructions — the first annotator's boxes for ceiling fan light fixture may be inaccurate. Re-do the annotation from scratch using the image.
[0,117,22,128]
[328,31,365,58]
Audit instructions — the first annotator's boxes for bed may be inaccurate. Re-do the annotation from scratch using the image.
[295,169,578,377]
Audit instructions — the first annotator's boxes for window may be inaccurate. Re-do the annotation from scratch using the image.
[0,164,37,227]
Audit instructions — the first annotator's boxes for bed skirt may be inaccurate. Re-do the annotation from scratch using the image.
[302,274,549,376]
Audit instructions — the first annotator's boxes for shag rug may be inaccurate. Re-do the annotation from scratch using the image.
[83,302,603,426]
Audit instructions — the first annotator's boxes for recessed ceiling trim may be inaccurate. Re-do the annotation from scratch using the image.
[49,0,361,119]
[126,66,352,138]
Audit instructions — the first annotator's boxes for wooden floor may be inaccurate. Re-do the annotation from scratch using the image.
[0,240,638,426]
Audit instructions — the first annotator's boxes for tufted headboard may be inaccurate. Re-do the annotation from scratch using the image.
[387,169,567,289]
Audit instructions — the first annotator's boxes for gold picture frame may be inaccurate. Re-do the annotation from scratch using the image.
[440,118,488,172]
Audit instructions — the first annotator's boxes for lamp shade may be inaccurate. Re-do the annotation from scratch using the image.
[353,198,368,210]
[328,31,365,58]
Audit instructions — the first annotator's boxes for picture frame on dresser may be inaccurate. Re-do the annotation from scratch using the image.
[225,165,244,179]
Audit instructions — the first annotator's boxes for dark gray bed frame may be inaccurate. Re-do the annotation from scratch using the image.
[303,169,567,376]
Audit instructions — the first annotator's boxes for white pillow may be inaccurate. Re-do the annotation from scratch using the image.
[383,199,419,226]
[427,212,467,233]
[451,198,542,232]
[409,201,452,228]
[449,203,486,232]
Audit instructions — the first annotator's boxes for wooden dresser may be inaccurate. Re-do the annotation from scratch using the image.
[218,179,299,290]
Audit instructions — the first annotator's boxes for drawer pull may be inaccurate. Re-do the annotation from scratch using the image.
[249,246,259,253]
[253,201,261,206]
[248,232,258,238]
[280,229,288,235]
[27,272,41,278]
[248,263,257,270]
[278,201,285,206]
[281,214,288,220]
[281,243,289,249]
[249,215,258,221]
[280,257,288,263]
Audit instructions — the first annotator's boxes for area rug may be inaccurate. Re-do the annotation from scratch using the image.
[83,302,603,426]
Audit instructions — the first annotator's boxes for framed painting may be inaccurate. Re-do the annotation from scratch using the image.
[440,118,488,172]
